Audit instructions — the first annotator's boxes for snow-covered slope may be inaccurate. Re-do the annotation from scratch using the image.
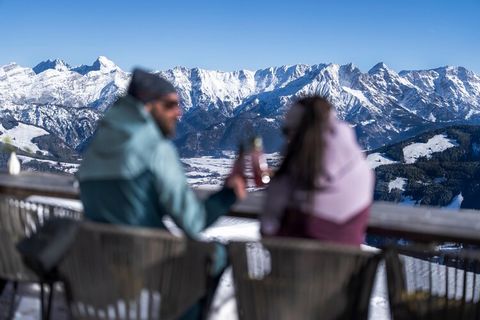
[388,177,407,192]
[367,153,398,169]
[0,122,50,155]
[403,134,458,164]
[370,125,480,209]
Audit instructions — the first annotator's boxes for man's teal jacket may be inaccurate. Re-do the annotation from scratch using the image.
[77,95,236,271]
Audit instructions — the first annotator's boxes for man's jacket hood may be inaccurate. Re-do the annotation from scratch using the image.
[77,95,164,180]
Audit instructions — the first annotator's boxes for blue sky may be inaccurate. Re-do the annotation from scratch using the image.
[0,0,479,73]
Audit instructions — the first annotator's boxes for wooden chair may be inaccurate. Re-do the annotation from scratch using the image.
[229,238,382,320]
[58,221,216,320]
[0,194,82,318]
[385,245,480,320]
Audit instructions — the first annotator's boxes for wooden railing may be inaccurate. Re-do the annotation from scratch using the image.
[2,171,480,245]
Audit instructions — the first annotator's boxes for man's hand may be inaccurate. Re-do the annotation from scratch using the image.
[226,174,247,200]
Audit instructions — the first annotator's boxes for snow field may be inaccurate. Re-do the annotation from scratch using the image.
[403,134,458,164]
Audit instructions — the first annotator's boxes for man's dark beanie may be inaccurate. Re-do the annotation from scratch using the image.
[127,68,176,104]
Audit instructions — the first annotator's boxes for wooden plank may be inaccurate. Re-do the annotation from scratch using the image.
[2,171,480,244]
[229,195,480,244]
[368,202,480,244]
[0,171,78,199]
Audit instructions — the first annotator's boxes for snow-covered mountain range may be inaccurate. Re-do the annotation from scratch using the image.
[1,56,480,158]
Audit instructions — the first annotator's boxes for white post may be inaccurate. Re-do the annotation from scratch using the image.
[7,151,21,175]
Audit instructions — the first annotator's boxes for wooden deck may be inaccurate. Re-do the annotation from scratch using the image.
[0,171,78,199]
[1,171,480,244]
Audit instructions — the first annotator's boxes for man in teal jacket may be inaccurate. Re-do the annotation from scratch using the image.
[77,69,246,318]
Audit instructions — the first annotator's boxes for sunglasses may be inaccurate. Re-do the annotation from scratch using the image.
[160,99,180,110]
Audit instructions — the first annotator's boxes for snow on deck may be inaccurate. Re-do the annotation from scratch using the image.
[403,134,458,164]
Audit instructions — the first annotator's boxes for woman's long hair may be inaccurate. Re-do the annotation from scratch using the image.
[276,96,332,190]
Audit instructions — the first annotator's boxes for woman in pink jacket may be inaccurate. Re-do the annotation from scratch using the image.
[261,96,375,246]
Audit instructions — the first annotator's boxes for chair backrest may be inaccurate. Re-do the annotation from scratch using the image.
[229,238,382,320]
[59,221,215,320]
[0,195,83,282]
[385,246,480,320]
